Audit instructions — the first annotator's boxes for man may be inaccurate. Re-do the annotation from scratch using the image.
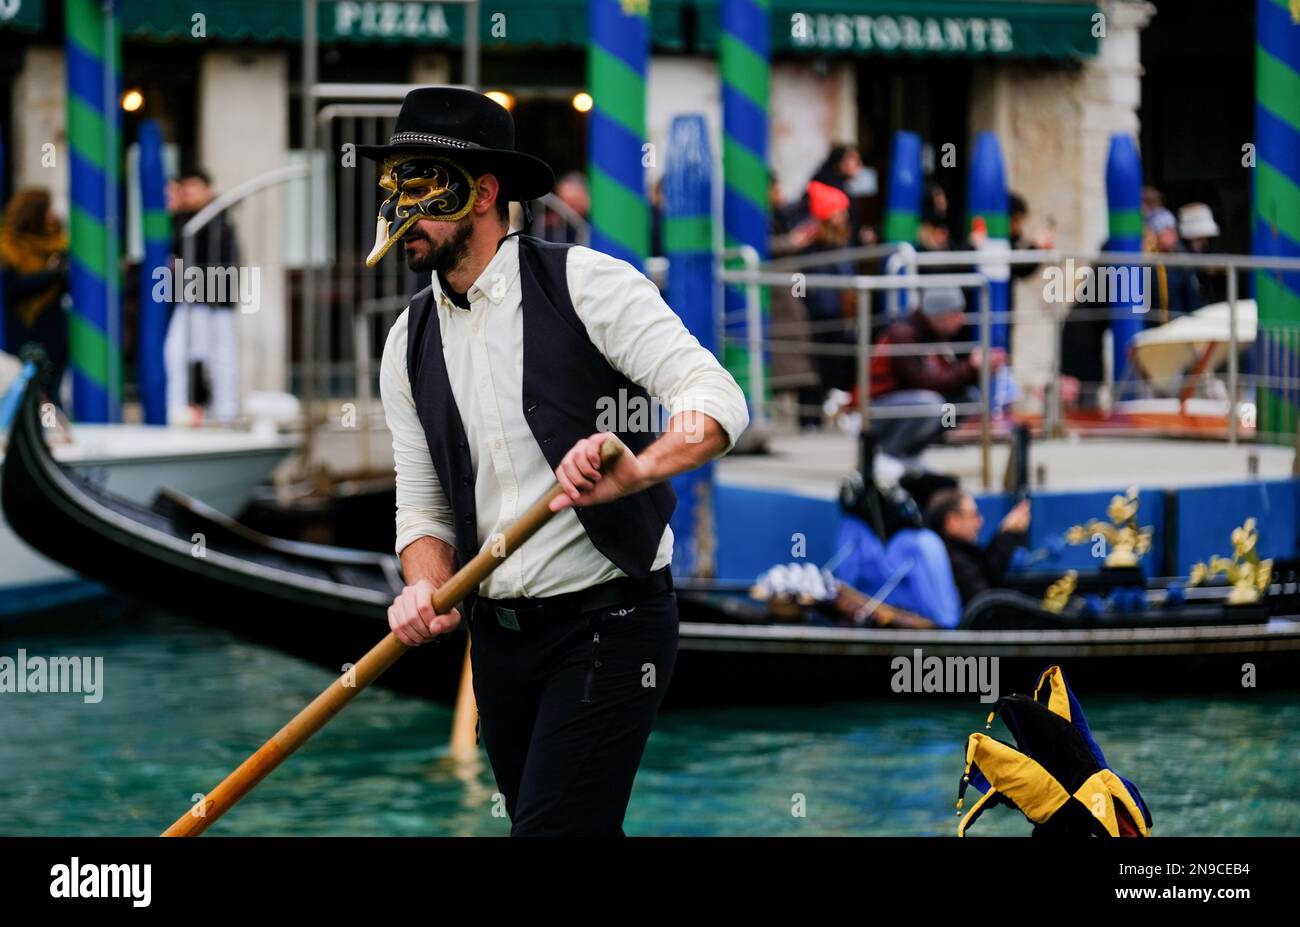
[1146,208,1201,323]
[1178,202,1225,304]
[541,170,590,244]
[369,88,748,836]
[1007,191,1056,281]
[926,488,1030,606]
[867,286,1004,463]
[163,167,241,422]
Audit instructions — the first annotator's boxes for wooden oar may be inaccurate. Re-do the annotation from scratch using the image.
[162,437,624,836]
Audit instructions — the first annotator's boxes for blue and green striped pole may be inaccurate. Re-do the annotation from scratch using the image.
[721,0,770,411]
[65,0,122,422]
[1253,0,1300,440]
[883,130,922,246]
[1105,133,1144,386]
[137,119,169,425]
[587,0,649,270]
[665,113,715,577]
[968,131,1010,352]
[884,130,921,312]
[0,124,7,354]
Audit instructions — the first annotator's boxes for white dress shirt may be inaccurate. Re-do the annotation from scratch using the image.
[379,236,749,598]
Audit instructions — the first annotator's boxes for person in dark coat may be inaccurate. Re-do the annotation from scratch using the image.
[1146,208,1201,322]
[925,488,1030,607]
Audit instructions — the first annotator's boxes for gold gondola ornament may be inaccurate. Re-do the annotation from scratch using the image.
[1063,486,1153,568]
[1188,518,1273,605]
[1041,570,1078,613]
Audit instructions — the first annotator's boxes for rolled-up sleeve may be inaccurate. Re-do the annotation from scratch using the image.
[567,247,750,453]
[380,309,459,554]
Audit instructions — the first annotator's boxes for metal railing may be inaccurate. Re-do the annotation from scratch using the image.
[529,193,590,246]
[722,260,996,484]
[718,243,1300,482]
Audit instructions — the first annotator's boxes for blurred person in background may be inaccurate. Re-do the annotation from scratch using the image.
[809,143,877,246]
[916,185,954,255]
[1,188,70,406]
[1141,186,1165,230]
[542,170,590,245]
[1008,191,1057,281]
[801,180,858,416]
[769,171,817,256]
[1178,202,1225,305]
[1146,207,1201,323]
[165,166,241,422]
[650,177,665,257]
[811,143,862,194]
[768,172,821,428]
[926,487,1030,607]
[1060,234,1120,410]
[868,286,1003,466]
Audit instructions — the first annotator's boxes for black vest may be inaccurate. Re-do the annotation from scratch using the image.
[405,234,676,585]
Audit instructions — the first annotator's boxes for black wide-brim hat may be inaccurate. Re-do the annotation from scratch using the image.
[356,87,555,201]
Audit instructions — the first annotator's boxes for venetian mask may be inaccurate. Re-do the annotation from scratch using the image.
[366,155,477,266]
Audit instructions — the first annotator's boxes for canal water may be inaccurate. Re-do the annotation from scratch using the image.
[3,605,1298,837]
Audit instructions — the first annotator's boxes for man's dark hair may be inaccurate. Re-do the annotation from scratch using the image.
[925,487,967,536]
[1009,191,1028,218]
[494,195,510,221]
[178,165,212,186]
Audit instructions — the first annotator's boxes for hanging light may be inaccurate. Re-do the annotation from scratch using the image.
[485,90,515,111]
[572,91,593,113]
[121,89,144,112]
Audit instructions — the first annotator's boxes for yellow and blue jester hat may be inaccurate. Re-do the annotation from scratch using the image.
[956,665,1152,837]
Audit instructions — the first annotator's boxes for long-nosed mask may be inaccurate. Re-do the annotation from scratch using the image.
[366,155,477,266]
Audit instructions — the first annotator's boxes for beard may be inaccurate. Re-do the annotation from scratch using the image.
[404,220,474,275]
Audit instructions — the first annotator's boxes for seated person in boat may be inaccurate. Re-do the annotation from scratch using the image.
[866,287,1005,465]
[926,488,1030,606]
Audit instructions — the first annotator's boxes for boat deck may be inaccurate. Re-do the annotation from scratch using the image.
[717,430,1296,498]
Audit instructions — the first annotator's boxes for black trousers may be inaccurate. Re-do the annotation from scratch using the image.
[469,588,679,836]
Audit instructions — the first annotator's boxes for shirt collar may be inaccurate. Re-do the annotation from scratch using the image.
[430,235,520,312]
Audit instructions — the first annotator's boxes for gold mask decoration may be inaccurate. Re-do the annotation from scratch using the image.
[366,155,477,267]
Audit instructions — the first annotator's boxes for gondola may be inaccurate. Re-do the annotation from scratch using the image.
[5,363,1300,707]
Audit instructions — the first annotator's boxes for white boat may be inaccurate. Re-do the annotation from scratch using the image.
[1129,298,1256,386]
[0,359,299,616]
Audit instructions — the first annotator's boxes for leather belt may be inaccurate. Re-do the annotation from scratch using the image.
[474,567,673,632]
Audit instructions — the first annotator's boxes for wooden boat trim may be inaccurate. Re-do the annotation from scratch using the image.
[677,618,1300,658]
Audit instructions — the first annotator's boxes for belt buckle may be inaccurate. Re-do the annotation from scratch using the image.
[494,606,521,631]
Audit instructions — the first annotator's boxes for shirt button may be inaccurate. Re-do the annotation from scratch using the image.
[494,439,502,450]
[472,322,480,334]
[462,476,472,485]
[463,515,473,525]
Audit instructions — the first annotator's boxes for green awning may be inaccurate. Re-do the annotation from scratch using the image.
[119,0,690,50]
[0,0,44,32]
[697,0,1101,59]
[93,0,1097,59]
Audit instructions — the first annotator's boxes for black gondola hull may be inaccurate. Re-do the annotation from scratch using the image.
[5,365,1300,709]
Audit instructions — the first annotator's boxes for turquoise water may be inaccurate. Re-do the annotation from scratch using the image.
[2,606,1298,836]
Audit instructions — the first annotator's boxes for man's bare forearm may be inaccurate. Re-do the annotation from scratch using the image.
[399,535,458,588]
[637,411,729,486]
